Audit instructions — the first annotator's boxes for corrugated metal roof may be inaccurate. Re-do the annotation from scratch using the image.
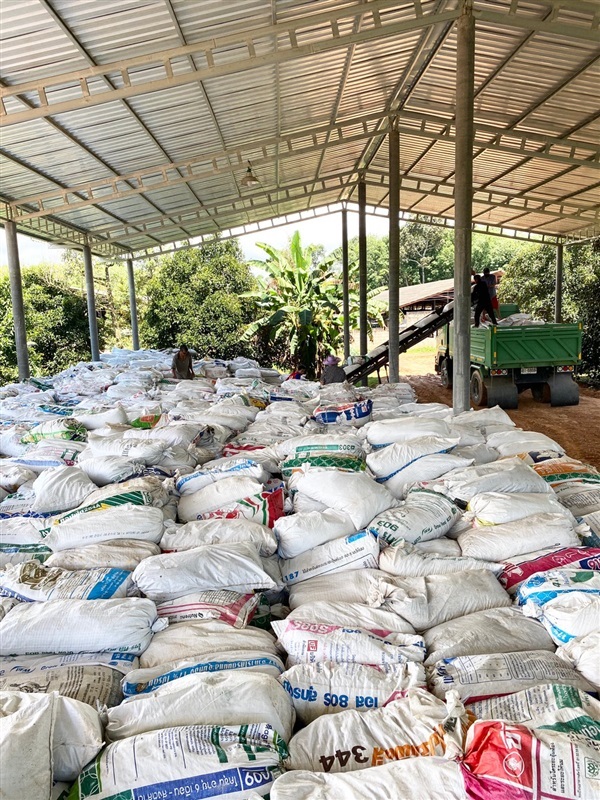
[1,0,598,257]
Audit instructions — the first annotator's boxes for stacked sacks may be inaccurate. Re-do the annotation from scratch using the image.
[1,353,600,800]
[264,407,600,796]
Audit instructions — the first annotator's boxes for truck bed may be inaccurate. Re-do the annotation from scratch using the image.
[450,322,582,368]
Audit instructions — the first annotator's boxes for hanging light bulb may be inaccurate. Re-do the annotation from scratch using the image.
[240,160,260,187]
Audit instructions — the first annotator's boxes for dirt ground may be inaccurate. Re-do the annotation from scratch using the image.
[406,373,600,468]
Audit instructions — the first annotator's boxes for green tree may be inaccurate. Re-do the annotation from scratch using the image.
[497,244,559,320]
[0,266,99,384]
[139,239,255,359]
[61,250,132,349]
[499,240,600,384]
[244,232,385,377]
[331,234,390,292]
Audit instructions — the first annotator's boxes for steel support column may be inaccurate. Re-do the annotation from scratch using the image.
[388,125,400,384]
[4,221,29,381]
[452,1,475,414]
[555,243,564,323]
[82,244,100,362]
[358,177,368,386]
[126,258,140,350]
[341,208,351,361]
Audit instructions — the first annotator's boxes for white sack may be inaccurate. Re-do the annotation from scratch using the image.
[288,569,392,610]
[557,631,600,689]
[517,568,600,644]
[0,464,36,493]
[44,539,160,571]
[0,691,54,799]
[427,649,596,702]
[0,560,133,602]
[30,466,96,513]
[275,508,355,559]
[0,690,103,782]
[452,405,515,429]
[366,418,452,447]
[441,457,551,502]
[74,404,128,430]
[161,518,277,557]
[271,618,425,667]
[458,512,579,561]
[286,688,466,772]
[79,455,144,486]
[423,606,555,666]
[82,475,169,508]
[268,757,468,800]
[44,504,164,551]
[554,481,600,517]
[287,601,417,635]
[294,471,396,530]
[177,476,263,522]
[274,434,363,461]
[486,429,564,456]
[280,661,426,724]
[468,491,576,525]
[0,653,126,708]
[368,490,460,546]
[156,590,260,627]
[383,569,511,632]
[365,436,459,481]
[379,540,501,577]
[281,531,379,585]
[132,541,275,602]
[67,723,284,800]
[0,597,164,656]
[86,435,168,464]
[175,457,266,495]
[121,650,285,697]
[384,454,473,499]
[139,619,278,670]
[106,671,294,742]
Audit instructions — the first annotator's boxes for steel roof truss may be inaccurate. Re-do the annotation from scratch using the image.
[0,1,462,127]
[9,107,599,224]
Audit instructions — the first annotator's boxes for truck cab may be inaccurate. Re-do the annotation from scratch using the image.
[435,304,582,409]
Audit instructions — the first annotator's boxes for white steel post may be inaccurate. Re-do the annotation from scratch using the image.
[341,208,351,362]
[453,0,475,413]
[5,220,30,381]
[388,123,400,384]
[127,258,140,350]
[83,244,100,362]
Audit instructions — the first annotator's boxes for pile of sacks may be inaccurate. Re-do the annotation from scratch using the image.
[0,350,598,800]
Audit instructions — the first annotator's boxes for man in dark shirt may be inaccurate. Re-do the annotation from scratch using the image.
[171,344,195,380]
[321,355,347,384]
[471,274,497,327]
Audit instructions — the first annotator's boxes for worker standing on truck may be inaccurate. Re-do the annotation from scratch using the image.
[482,267,500,319]
[472,274,497,328]
[171,344,195,380]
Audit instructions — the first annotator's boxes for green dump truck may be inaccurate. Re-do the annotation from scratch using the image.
[435,304,582,409]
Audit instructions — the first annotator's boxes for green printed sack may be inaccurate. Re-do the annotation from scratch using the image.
[21,418,87,444]
[66,723,286,800]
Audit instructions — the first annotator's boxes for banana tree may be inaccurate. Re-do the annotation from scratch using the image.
[242,231,386,377]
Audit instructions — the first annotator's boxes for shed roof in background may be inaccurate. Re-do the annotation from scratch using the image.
[1,0,599,258]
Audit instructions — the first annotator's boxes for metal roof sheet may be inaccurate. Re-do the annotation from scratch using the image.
[1,0,598,257]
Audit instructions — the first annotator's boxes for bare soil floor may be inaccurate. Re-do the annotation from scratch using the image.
[406,373,600,468]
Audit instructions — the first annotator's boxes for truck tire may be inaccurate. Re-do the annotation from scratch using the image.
[547,374,579,407]
[440,358,452,389]
[488,381,519,409]
[470,370,488,407]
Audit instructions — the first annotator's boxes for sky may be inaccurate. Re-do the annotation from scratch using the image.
[0,210,391,268]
